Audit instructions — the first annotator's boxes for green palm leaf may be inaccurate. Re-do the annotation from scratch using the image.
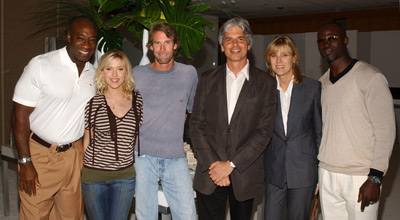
[30,0,97,34]
[98,29,123,51]
[91,0,126,13]
[30,0,214,56]
[30,0,124,52]
[157,0,214,58]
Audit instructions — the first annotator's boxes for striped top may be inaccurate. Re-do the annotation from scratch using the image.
[84,92,143,171]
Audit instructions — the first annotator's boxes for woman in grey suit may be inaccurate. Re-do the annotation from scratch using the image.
[263,35,322,220]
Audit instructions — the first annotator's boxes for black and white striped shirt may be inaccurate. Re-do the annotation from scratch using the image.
[84,92,143,171]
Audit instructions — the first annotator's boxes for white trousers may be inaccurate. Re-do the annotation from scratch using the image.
[318,168,379,220]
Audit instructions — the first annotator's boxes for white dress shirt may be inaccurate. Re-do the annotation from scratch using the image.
[276,76,294,135]
[226,61,250,124]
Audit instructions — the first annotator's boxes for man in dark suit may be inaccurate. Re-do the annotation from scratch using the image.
[190,17,277,220]
[263,36,322,220]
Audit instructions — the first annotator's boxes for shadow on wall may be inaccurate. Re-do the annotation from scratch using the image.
[378,142,399,219]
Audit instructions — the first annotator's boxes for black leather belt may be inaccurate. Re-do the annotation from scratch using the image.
[31,133,73,153]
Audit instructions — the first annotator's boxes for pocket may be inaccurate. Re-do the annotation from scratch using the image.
[135,151,146,158]
[28,138,51,175]
[29,137,49,157]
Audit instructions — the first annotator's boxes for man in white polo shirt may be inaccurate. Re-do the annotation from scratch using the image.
[12,18,97,219]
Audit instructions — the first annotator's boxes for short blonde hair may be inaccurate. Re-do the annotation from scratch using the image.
[264,35,304,84]
[95,50,135,98]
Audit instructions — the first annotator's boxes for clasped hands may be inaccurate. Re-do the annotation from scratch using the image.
[209,160,234,187]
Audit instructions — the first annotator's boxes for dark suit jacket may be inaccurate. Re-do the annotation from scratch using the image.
[264,77,322,189]
[190,65,276,201]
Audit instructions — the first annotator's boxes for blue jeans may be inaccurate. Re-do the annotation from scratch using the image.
[81,177,135,220]
[134,153,196,220]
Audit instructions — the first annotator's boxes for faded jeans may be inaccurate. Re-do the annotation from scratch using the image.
[134,153,196,220]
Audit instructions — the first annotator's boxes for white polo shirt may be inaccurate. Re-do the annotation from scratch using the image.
[13,47,96,145]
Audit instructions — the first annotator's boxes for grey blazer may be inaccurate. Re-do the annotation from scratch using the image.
[190,65,277,201]
[264,77,322,189]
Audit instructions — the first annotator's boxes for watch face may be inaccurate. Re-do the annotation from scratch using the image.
[369,176,382,185]
[374,177,382,184]
[19,157,31,165]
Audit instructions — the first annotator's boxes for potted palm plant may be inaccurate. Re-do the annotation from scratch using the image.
[31,0,214,58]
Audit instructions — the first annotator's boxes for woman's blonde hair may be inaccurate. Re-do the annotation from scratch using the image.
[264,35,304,84]
[95,50,135,98]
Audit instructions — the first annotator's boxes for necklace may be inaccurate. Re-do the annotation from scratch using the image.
[104,91,131,112]
[105,95,125,110]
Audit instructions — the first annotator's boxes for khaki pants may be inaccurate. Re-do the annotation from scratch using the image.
[19,135,83,220]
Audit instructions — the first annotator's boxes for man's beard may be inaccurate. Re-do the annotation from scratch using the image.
[155,56,173,64]
[154,51,175,64]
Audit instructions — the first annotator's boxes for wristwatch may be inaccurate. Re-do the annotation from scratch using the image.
[368,176,383,186]
[229,161,236,169]
[18,156,32,165]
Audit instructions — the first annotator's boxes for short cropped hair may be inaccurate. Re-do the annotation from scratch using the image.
[317,22,347,37]
[218,17,253,47]
[67,17,98,34]
[95,50,135,98]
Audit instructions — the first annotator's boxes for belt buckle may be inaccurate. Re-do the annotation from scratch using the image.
[56,143,72,152]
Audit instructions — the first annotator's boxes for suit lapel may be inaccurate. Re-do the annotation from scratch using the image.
[230,68,255,123]
[275,91,286,139]
[286,82,304,137]
[218,66,229,126]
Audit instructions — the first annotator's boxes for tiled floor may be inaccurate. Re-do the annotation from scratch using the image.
[0,144,399,220]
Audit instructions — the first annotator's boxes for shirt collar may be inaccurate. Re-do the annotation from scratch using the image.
[226,59,250,81]
[60,46,92,72]
[276,76,294,91]
[60,46,72,65]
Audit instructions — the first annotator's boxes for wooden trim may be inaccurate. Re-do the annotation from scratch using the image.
[248,8,400,35]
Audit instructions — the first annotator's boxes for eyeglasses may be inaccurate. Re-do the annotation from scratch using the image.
[317,36,340,44]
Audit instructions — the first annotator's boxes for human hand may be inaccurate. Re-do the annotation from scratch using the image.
[215,176,231,187]
[357,179,380,212]
[19,163,41,196]
[209,161,233,185]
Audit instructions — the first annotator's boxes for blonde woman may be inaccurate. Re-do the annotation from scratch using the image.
[263,36,322,220]
[81,50,143,220]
